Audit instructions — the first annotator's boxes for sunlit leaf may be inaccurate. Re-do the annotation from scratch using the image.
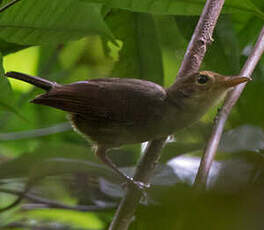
[18,209,105,229]
[0,52,28,120]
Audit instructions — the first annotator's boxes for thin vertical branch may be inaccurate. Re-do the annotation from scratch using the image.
[109,0,225,229]
[194,26,264,188]
[175,0,225,78]
[109,139,166,230]
[168,0,225,96]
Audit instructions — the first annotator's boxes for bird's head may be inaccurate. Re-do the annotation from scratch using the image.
[167,71,250,115]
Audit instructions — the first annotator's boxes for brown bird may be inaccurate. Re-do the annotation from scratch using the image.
[5,71,249,188]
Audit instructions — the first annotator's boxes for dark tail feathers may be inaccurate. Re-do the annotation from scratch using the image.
[5,71,55,91]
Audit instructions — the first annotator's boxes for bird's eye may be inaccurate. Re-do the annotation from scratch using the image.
[197,74,209,84]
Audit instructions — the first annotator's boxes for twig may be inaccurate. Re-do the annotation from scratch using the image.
[194,26,264,188]
[4,221,97,230]
[0,188,116,212]
[0,0,21,13]
[0,177,40,212]
[109,0,225,229]
[0,122,72,141]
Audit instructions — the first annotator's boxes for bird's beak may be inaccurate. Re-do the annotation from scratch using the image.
[223,76,251,88]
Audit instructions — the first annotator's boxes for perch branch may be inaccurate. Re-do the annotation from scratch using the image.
[194,26,264,188]
[109,139,166,230]
[109,0,225,229]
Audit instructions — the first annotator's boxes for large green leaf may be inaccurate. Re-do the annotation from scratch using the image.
[0,0,113,45]
[107,10,164,85]
[82,0,204,15]
[16,209,105,229]
[80,0,264,18]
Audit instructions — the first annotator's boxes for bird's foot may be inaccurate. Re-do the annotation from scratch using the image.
[121,175,150,197]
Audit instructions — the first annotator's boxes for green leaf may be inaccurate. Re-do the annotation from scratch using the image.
[107,10,164,85]
[81,0,204,15]
[80,0,264,18]
[0,0,114,45]
[0,54,29,121]
[224,0,264,18]
[0,101,28,121]
[18,209,105,229]
[237,16,263,48]
[134,173,264,230]
[203,15,240,74]
[229,76,264,129]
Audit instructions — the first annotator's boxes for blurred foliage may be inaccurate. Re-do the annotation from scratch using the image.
[0,0,263,229]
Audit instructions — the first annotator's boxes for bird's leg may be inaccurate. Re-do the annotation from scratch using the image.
[95,145,146,191]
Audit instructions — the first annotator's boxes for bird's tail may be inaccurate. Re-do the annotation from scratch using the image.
[5,71,55,91]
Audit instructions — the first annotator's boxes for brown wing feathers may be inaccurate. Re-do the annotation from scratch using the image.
[4,72,167,123]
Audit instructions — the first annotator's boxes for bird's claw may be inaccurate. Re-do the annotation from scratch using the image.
[121,176,150,195]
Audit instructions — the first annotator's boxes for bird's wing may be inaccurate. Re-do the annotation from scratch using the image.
[31,78,167,123]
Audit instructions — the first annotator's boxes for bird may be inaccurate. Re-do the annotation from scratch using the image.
[4,71,249,188]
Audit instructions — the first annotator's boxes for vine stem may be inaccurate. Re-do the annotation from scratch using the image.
[0,188,116,212]
[109,0,225,229]
[0,0,21,13]
[194,26,264,188]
